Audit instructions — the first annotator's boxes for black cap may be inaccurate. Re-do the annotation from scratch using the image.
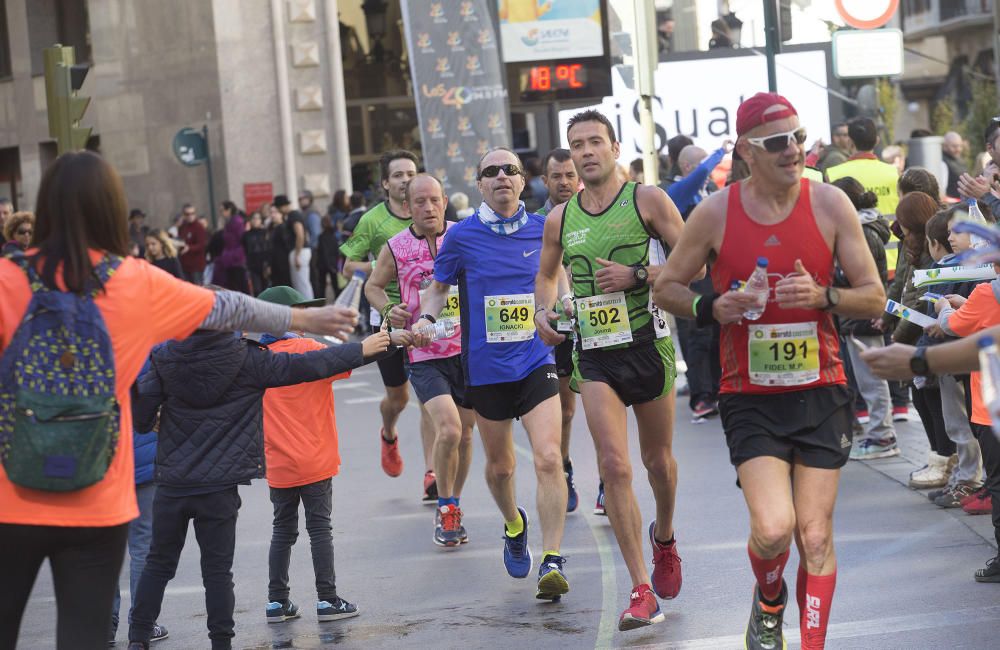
[129,208,145,219]
[274,195,291,208]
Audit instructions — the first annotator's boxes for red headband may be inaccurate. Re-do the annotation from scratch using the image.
[736,92,798,137]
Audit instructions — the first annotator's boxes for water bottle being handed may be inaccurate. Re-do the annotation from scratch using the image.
[967,199,989,249]
[977,336,1000,438]
[742,257,769,321]
[325,270,366,343]
[414,320,457,341]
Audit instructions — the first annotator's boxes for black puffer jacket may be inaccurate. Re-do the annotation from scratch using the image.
[134,331,363,489]
[835,209,891,336]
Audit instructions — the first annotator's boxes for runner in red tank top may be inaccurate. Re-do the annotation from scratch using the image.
[654,93,885,650]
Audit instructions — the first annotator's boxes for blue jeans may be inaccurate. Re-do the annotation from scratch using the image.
[111,482,156,629]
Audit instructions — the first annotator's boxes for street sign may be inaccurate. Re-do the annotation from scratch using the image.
[832,29,903,78]
[834,0,898,30]
[243,182,274,214]
[172,127,207,167]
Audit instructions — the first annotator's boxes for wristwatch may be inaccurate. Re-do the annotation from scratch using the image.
[909,346,930,377]
[632,264,649,288]
[823,286,840,311]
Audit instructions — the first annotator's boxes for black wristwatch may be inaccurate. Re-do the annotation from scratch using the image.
[823,286,840,311]
[632,264,649,288]
[420,313,436,324]
[910,346,930,377]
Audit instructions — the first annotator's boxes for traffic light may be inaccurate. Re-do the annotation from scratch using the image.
[43,44,92,155]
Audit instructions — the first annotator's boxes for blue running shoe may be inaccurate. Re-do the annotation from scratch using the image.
[593,480,606,516]
[536,554,569,600]
[565,459,579,513]
[503,506,532,578]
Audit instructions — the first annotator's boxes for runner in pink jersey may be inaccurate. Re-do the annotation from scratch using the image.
[366,174,475,547]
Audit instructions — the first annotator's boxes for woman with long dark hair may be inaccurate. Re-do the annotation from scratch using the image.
[0,151,357,650]
[211,200,250,293]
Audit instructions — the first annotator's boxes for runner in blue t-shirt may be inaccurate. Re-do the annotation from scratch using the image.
[414,148,569,602]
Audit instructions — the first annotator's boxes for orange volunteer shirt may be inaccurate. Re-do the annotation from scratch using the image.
[0,252,215,527]
[263,337,350,488]
[942,282,1000,425]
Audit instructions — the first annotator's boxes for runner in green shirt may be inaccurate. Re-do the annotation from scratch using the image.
[534,110,689,631]
[341,150,436,503]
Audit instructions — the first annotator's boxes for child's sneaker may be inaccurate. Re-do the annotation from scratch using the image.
[317,597,359,621]
[266,599,301,623]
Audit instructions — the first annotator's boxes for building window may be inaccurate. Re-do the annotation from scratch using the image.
[0,1,12,79]
[27,0,91,76]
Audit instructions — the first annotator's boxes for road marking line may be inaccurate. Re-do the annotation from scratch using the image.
[628,605,1000,649]
[344,396,385,404]
[511,441,617,649]
[334,381,371,390]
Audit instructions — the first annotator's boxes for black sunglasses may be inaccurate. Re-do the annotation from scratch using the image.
[478,163,522,179]
[746,127,808,154]
[16,228,32,236]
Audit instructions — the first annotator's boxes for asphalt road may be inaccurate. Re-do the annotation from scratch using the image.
[16,362,1000,649]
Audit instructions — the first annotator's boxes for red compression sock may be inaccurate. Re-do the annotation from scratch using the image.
[799,570,836,650]
[795,564,807,613]
[748,545,789,602]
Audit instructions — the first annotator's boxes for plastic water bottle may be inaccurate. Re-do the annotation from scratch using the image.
[334,270,366,312]
[977,336,1000,437]
[742,257,769,321]
[415,320,456,341]
[968,199,989,249]
[324,270,365,343]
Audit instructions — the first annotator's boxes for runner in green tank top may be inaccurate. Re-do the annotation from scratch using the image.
[533,110,693,632]
[341,150,437,504]
[561,180,657,346]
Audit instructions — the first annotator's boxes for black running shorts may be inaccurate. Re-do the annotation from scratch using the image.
[407,355,471,408]
[554,337,575,379]
[718,385,853,470]
[371,325,408,388]
[573,337,676,406]
[466,364,559,421]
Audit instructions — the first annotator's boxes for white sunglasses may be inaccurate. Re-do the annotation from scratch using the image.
[746,127,808,153]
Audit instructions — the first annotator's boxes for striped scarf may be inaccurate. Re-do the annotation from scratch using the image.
[477,201,528,236]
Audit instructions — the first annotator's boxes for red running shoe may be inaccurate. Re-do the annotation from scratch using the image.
[649,521,682,599]
[963,490,992,515]
[380,428,403,477]
[618,583,664,631]
[961,486,987,508]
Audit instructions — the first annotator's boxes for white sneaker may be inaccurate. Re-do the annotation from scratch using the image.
[909,453,950,489]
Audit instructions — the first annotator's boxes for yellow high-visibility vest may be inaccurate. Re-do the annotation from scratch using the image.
[803,167,823,182]
[826,157,900,217]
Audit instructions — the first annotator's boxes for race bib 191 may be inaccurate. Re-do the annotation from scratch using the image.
[576,292,633,350]
[748,321,820,386]
[485,293,536,343]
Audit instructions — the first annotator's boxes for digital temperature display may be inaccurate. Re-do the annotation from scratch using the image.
[511,58,609,102]
[526,64,587,91]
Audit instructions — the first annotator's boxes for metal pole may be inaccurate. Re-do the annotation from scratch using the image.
[763,0,779,93]
[634,0,659,183]
[324,0,353,194]
[994,0,1000,100]
[203,124,217,230]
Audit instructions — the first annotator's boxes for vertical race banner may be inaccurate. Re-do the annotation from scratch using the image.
[401,0,511,202]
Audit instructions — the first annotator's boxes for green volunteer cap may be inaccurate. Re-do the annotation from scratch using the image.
[257,285,326,308]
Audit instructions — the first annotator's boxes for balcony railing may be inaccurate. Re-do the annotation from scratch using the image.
[941,0,991,22]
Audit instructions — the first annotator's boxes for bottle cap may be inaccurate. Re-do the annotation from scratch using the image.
[968,198,977,206]
[352,270,367,280]
[756,256,769,267]
[978,336,995,349]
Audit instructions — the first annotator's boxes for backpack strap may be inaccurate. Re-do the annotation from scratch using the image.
[86,255,123,298]
[8,252,123,297]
